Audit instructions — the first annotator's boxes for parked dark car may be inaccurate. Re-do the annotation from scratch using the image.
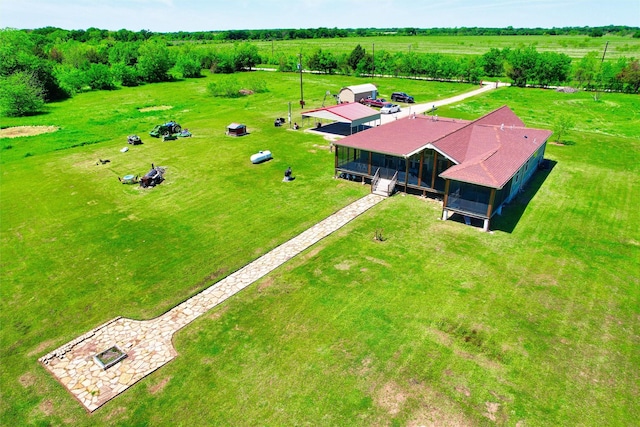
[391,92,414,103]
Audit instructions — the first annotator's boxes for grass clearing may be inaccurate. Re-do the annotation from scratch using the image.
[1,71,638,425]
[237,34,640,62]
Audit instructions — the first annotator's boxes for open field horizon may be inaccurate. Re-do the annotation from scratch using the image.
[244,34,640,61]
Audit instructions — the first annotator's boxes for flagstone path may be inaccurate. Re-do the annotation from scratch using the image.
[39,193,385,412]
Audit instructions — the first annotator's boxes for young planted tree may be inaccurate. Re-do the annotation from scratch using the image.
[552,115,575,144]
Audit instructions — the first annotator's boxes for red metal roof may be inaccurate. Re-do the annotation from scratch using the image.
[336,105,552,189]
[334,115,469,157]
[302,102,380,123]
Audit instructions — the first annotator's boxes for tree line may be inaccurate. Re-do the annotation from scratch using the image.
[1,27,638,117]
[24,25,640,43]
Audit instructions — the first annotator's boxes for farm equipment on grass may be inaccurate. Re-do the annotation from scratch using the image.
[139,164,166,188]
[149,121,182,138]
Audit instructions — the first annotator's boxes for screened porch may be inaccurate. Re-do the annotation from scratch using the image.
[335,146,452,193]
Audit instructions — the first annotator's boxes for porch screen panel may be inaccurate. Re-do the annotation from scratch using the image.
[336,146,349,168]
[371,152,385,174]
[446,181,492,217]
[337,147,368,173]
[420,150,434,188]
[434,156,450,192]
[384,155,405,180]
[407,154,420,186]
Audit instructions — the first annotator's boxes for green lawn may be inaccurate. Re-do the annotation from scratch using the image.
[1,72,638,426]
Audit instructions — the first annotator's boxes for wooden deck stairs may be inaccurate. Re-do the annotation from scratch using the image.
[371,169,398,197]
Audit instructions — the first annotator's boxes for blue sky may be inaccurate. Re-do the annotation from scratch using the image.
[1,0,638,32]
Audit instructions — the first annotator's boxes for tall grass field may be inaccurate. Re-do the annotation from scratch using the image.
[248,34,640,60]
[1,70,638,426]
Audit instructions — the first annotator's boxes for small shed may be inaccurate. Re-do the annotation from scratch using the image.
[226,123,247,137]
[338,84,378,104]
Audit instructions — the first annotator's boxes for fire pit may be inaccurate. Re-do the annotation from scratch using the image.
[94,345,127,370]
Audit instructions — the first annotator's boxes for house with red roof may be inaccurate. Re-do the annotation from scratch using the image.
[333,106,552,231]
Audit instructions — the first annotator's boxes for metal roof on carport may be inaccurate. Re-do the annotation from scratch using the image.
[302,102,381,130]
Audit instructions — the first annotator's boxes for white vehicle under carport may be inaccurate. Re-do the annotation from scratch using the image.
[250,150,272,164]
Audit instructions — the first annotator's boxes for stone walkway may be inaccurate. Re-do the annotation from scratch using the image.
[39,194,385,412]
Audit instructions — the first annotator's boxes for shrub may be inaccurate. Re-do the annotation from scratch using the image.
[137,39,174,83]
[246,77,267,93]
[175,53,202,78]
[86,63,115,90]
[112,63,139,87]
[55,66,88,95]
[0,71,45,116]
[207,76,242,98]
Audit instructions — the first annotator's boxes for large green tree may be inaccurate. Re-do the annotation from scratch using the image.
[0,28,66,101]
[617,59,640,93]
[481,47,507,77]
[307,48,338,74]
[111,63,139,86]
[505,46,538,87]
[107,41,140,67]
[85,63,115,90]
[174,47,202,78]
[573,52,599,89]
[234,43,261,71]
[0,71,45,116]
[136,38,174,83]
[347,44,366,72]
[535,51,572,86]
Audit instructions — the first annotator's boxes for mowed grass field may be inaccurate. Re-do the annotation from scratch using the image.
[241,34,640,61]
[1,71,639,426]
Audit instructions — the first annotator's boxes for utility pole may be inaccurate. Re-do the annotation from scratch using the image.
[594,41,609,101]
[298,52,304,109]
[372,42,375,78]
